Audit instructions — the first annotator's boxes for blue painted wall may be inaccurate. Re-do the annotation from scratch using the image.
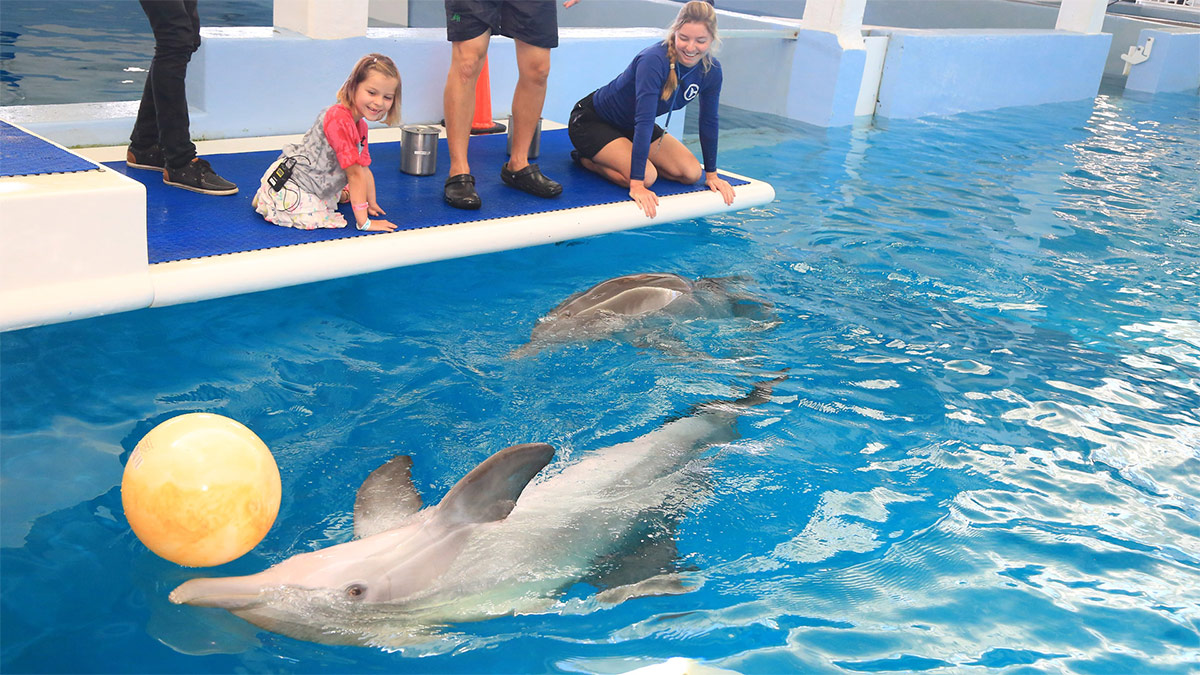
[873,29,1112,119]
[786,31,867,128]
[1126,29,1200,94]
[13,27,694,147]
[7,1,1189,146]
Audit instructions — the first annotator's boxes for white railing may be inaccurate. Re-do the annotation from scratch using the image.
[1135,0,1197,9]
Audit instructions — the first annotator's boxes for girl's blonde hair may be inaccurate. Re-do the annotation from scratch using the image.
[660,1,719,101]
[337,53,402,126]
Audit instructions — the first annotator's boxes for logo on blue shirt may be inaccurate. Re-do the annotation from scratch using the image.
[683,83,700,102]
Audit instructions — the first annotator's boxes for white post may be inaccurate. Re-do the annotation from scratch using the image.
[1055,0,1107,34]
[801,0,867,49]
[274,0,369,39]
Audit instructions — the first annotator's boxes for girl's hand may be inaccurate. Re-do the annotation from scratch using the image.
[364,219,397,232]
[629,181,659,218]
[368,202,386,217]
[706,173,735,206]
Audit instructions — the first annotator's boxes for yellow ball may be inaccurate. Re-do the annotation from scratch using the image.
[121,413,281,567]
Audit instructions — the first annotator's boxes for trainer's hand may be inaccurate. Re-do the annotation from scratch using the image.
[563,0,581,7]
[705,173,735,206]
[629,181,659,219]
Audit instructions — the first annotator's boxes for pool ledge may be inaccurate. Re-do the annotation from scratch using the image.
[0,124,775,332]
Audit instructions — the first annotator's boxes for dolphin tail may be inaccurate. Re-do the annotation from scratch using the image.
[730,370,789,408]
[675,370,788,422]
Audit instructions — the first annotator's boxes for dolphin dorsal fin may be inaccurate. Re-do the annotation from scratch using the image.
[591,287,684,316]
[433,443,555,526]
[353,455,424,538]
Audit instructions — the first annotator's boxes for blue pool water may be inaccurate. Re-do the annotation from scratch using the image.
[3,90,1200,672]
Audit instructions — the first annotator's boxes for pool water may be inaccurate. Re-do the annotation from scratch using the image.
[2,90,1199,672]
[0,0,273,106]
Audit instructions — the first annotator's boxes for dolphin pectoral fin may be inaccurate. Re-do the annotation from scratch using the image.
[594,572,698,605]
[434,443,555,526]
[586,524,695,602]
[506,341,540,360]
[694,276,776,321]
[353,454,424,539]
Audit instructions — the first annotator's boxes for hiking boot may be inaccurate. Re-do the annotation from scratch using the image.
[164,158,238,196]
[126,144,165,172]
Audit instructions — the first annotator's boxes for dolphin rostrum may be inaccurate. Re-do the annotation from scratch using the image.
[512,273,773,356]
[168,377,783,647]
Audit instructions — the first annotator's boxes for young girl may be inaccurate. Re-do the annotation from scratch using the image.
[567,1,734,219]
[253,54,401,232]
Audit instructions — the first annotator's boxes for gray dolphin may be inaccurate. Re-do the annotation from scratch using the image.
[512,273,773,356]
[168,377,783,647]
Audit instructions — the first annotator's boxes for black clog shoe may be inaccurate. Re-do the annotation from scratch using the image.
[501,163,563,199]
[445,173,482,210]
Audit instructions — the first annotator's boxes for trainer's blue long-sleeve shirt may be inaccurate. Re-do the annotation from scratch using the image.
[590,42,722,182]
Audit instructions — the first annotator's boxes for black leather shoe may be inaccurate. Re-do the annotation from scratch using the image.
[163,157,238,195]
[126,144,165,171]
[444,173,481,210]
[501,162,562,198]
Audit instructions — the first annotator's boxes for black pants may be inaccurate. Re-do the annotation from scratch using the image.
[129,0,201,169]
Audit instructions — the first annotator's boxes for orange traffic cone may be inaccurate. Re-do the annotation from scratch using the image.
[470,55,507,135]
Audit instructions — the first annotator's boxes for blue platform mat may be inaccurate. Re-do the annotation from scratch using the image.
[102,128,748,265]
[0,120,100,178]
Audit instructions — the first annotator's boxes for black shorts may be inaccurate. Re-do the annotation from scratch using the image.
[568,92,664,160]
[445,0,559,49]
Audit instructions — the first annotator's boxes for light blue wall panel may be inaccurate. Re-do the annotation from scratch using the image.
[188,28,674,139]
[874,29,1111,119]
[786,31,867,128]
[13,28,689,147]
[1125,29,1200,94]
[189,29,450,137]
[711,37,799,119]
[405,0,787,30]
[717,0,1177,81]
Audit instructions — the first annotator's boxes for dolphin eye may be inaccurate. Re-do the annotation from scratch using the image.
[345,583,367,600]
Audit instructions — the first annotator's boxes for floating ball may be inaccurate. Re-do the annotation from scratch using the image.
[122,413,281,567]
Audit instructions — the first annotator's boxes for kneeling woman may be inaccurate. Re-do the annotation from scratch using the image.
[568,0,733,218]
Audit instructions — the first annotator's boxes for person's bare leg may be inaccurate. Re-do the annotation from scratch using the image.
[646,133,702,184]
[443,32,491,177]
[507,40,551,172]
[584,137,658,187]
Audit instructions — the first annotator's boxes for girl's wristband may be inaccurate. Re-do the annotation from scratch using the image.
[352,202,369,212]
[356,219,371,231]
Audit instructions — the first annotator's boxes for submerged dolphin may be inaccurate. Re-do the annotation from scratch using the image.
[512,273,773,356]
[169,377,783,647]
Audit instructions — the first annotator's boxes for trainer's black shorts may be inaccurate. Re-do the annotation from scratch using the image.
[445,0,559,49]
[568,92,664,160]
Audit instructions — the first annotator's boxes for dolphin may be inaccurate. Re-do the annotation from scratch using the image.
[168,377,783,647]
[511,273,774,356]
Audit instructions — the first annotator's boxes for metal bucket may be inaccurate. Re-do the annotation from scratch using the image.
[400,125,439,176]
[506,115,541,160]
